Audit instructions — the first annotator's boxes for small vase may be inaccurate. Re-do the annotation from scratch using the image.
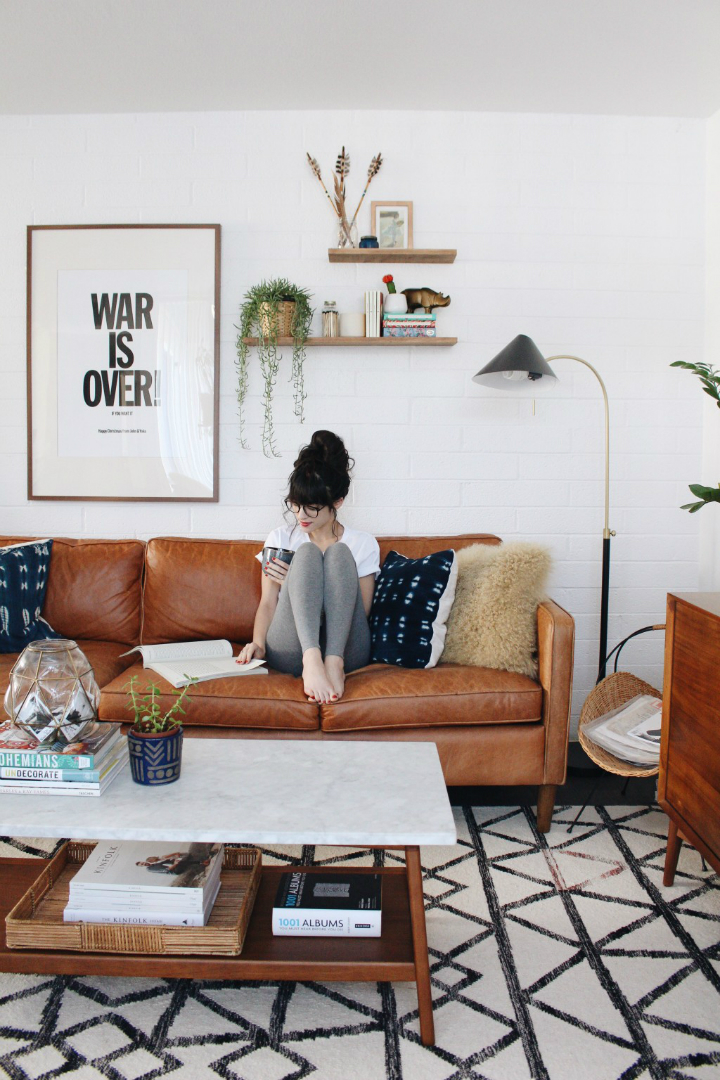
[383,294,408,314]
[128,726,183,785]
[336,220,358,249]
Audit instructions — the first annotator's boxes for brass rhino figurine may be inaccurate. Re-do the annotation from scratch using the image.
[401,288,451,314]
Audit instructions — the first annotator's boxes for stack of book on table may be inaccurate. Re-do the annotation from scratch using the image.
[273,871,382,937]
[0,721,127,796]
[583,694,662,766]
[64,841,225,926]
[383,312,436,338]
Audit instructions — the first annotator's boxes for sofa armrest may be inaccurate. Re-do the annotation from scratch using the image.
[537,599,575,785]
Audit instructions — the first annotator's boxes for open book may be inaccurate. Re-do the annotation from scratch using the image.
[121,640,267,688]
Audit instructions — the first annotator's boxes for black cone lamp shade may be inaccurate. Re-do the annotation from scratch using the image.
[473,334,558,390]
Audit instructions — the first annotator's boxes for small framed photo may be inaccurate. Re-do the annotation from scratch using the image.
[27,223,220,501]
[371,201,413,250]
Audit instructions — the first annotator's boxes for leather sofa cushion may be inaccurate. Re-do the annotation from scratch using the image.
[141,535,502,646]
[142,538,261,644]
[320,663,542,731]
[0,537,144,645]
[0,640,139,712]
[99,660,319,731]
[378,533,500,564]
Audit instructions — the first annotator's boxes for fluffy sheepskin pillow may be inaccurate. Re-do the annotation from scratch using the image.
[440,542,551,678]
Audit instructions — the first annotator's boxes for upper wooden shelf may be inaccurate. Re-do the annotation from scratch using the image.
[328,248,457,264]
[243,336,457,347]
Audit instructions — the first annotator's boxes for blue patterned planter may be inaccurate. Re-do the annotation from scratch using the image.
[127,726,183,785]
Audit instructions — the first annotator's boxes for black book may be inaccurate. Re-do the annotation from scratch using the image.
[272,872,382,937]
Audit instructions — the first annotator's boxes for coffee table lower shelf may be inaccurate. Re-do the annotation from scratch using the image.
[0,854,434,1042]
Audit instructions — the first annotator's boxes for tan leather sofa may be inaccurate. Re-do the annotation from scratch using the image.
[0,534,574,831]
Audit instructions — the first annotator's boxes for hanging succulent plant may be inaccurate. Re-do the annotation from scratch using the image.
[235,279,314,458]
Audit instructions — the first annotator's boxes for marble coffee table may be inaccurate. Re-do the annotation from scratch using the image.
[0,739,457,1046]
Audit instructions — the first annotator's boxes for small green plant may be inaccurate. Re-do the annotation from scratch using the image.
[235,278,314,458]
[671,360,720,512]
[125,675,196,734]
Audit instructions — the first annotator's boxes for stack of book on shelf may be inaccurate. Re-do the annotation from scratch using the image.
[383,312,437,338]
[364,290,382,337]
[272,871,382,937]
[64,841,225,926]
[583,694,662,766]
[0,721,127,797]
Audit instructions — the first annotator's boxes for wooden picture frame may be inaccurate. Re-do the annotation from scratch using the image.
[371,201,414,250]
[27,224,221,501]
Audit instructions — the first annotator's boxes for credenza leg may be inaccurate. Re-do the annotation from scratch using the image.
[406,845,435,1046]
[663,818,682,886]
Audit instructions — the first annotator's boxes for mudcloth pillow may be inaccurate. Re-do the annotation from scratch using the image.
[0,540,60,653]
[370,549,457,669]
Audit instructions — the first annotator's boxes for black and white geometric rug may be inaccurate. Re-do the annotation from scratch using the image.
[0,805,718,1080]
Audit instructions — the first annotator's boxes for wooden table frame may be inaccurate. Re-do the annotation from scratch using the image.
[0,845,436,1046]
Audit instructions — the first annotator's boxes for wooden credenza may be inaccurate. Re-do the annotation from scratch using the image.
[661,592,720,885]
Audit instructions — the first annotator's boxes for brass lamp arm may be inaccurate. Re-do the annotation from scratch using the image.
[545,354,614,541]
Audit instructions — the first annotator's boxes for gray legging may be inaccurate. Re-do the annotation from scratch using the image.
[265,542,371,678]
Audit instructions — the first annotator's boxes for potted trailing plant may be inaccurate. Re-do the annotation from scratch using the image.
[125,675,195,786]
[235,278,314,458]
[671,360,720,512]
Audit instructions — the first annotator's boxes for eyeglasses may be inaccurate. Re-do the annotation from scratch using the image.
[284,500,326,518]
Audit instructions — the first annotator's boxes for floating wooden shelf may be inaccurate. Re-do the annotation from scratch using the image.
[328,248,457,264]
[242,336,457,347]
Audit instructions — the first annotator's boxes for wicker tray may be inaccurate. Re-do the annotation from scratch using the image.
[6,842,262,956]
[578,671,661,779]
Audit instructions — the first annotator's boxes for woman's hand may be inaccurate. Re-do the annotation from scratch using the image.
[263,557,290,584]
[236,641,266,664]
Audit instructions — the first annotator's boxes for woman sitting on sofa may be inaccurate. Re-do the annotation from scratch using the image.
[236,430,380,704]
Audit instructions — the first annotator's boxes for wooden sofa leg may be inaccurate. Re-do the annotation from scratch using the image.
[536,784,557,833]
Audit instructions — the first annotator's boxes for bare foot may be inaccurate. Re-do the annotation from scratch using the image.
[302,648,338,704]
[324,655,345,700]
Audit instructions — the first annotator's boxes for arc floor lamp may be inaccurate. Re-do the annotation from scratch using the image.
[473,334,614,683]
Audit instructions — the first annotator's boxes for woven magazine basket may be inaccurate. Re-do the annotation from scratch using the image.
[578,671,661,779]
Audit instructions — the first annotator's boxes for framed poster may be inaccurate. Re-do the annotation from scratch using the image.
[27,224,220,501]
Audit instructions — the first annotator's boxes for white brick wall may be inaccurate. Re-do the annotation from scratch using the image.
[0,110,707,734]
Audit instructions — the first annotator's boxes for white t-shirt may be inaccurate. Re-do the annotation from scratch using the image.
[256,525,381,579]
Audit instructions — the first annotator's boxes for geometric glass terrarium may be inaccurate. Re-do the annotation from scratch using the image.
[3,639,100,745]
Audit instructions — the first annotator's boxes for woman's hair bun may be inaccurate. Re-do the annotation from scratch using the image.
[288,430,354,507]
[305,430,350,472]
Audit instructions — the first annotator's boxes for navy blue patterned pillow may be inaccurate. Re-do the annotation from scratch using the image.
[370,549,458,669]
[0,540,60,653]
